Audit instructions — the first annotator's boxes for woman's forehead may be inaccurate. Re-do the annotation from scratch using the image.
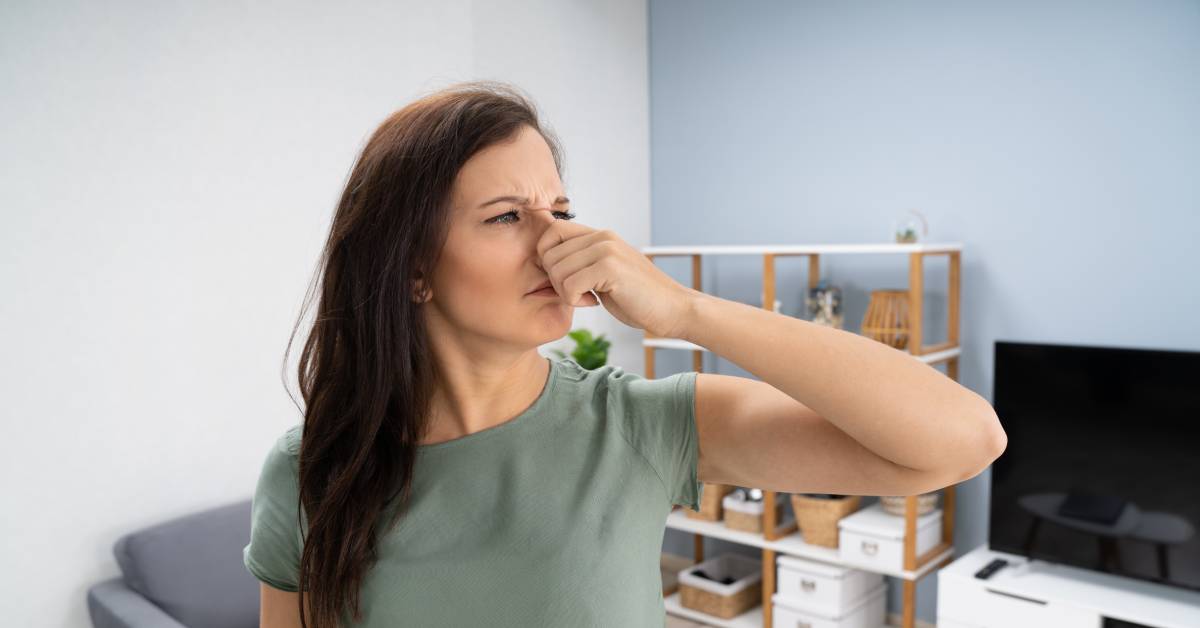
[453,168,564,211]
[460,127,557,177]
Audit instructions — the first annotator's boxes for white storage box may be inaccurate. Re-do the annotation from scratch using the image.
[678,553,763,619]
[772,582,887,628]
[776,555,884,614]
[838,501,941,573]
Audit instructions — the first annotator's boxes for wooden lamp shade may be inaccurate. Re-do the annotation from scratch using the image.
[861,289,910,349]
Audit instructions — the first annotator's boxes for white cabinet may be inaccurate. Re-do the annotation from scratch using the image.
[933,620,982,628]
[938,569,1098,628]
[937,544,1200,628]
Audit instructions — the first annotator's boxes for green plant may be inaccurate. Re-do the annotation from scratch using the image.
[550,328,610,370]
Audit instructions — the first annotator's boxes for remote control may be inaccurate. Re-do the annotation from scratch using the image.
[974,558,1009,579]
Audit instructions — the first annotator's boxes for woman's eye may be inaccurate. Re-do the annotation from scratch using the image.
[488,209,576,225]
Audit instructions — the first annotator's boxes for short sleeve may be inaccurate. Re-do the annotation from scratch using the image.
[605,367,703,511]
[243,425,304,592]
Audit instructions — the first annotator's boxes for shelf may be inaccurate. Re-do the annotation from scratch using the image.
[642,242,963,256]
[645,337,961,366]
[666,510,955,581]
[665,591,762,627]
[646,241,965,628]
[666,512,809,557]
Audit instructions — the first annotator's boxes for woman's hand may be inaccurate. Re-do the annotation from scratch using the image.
[536,218,695,338]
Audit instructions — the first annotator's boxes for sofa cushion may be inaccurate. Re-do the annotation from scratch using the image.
[112,499,258,628]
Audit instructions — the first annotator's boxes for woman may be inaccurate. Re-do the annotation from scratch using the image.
[243,80,1007,628]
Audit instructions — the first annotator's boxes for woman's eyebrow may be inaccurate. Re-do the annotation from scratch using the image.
[477,195,570,209]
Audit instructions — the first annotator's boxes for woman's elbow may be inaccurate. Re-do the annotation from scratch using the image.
[958,412,1008,482]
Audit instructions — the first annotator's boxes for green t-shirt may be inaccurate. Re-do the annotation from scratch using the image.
[243,357,702,627]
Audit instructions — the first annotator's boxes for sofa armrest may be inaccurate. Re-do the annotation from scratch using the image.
[87,577,189,628]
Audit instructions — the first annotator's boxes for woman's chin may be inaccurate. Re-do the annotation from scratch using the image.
[534,310,574,329]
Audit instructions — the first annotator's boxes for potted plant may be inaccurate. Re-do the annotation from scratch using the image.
[550,328,610,370]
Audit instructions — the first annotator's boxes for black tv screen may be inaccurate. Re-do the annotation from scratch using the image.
[988,340,1200,592]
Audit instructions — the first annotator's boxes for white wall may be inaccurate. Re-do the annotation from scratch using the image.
[0,1,649,625]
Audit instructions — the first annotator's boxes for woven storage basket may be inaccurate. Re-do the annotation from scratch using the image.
[790,494,862,548]
[685,483,735,521]
[722,495,783,533]
[678,554,762,619]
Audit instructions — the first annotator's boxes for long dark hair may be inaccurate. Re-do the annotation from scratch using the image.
[282,80,565,627]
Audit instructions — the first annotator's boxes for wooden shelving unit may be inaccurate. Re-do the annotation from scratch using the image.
[643,242,963,628]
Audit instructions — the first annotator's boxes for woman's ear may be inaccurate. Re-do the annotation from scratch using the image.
[411,276,431,304]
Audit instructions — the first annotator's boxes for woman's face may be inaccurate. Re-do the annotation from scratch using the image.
[419,124,577,351]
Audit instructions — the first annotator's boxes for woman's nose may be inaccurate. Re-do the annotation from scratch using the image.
[523,206,556,223]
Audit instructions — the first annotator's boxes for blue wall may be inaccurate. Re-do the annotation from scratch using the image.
[649,0,1200,622]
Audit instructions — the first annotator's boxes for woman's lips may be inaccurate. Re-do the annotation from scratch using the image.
[528,287,559,297]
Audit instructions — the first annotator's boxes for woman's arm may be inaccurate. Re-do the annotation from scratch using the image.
[674,290,1006,494]
[260,583,310,628]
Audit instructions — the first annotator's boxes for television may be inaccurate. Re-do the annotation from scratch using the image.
[988,340,1200,593]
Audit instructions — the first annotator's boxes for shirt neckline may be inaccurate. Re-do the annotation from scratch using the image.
[416,356,560,455]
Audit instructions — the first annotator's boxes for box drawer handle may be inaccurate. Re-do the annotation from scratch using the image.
[800,578,816,592]
[861,540,879,555]
[795,622,813,628]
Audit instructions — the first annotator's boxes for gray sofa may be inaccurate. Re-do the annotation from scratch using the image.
[87,499,260,628]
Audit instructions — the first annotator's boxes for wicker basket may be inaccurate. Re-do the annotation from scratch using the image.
[678,554,762,619]
[685,483,735,521]
[880,492,940,516]
[790,494,862,548]
[722,494,783,533]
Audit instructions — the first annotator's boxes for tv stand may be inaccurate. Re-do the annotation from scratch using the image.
[937,544,1200,628]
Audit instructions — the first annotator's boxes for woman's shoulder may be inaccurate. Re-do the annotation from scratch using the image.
[553,359,636,398]
[555,358,694,409]
[279,423,302,456]
[254,424,302,483]
[248,424,303,520]
[558,358,687,388]
[554,357,633,385]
